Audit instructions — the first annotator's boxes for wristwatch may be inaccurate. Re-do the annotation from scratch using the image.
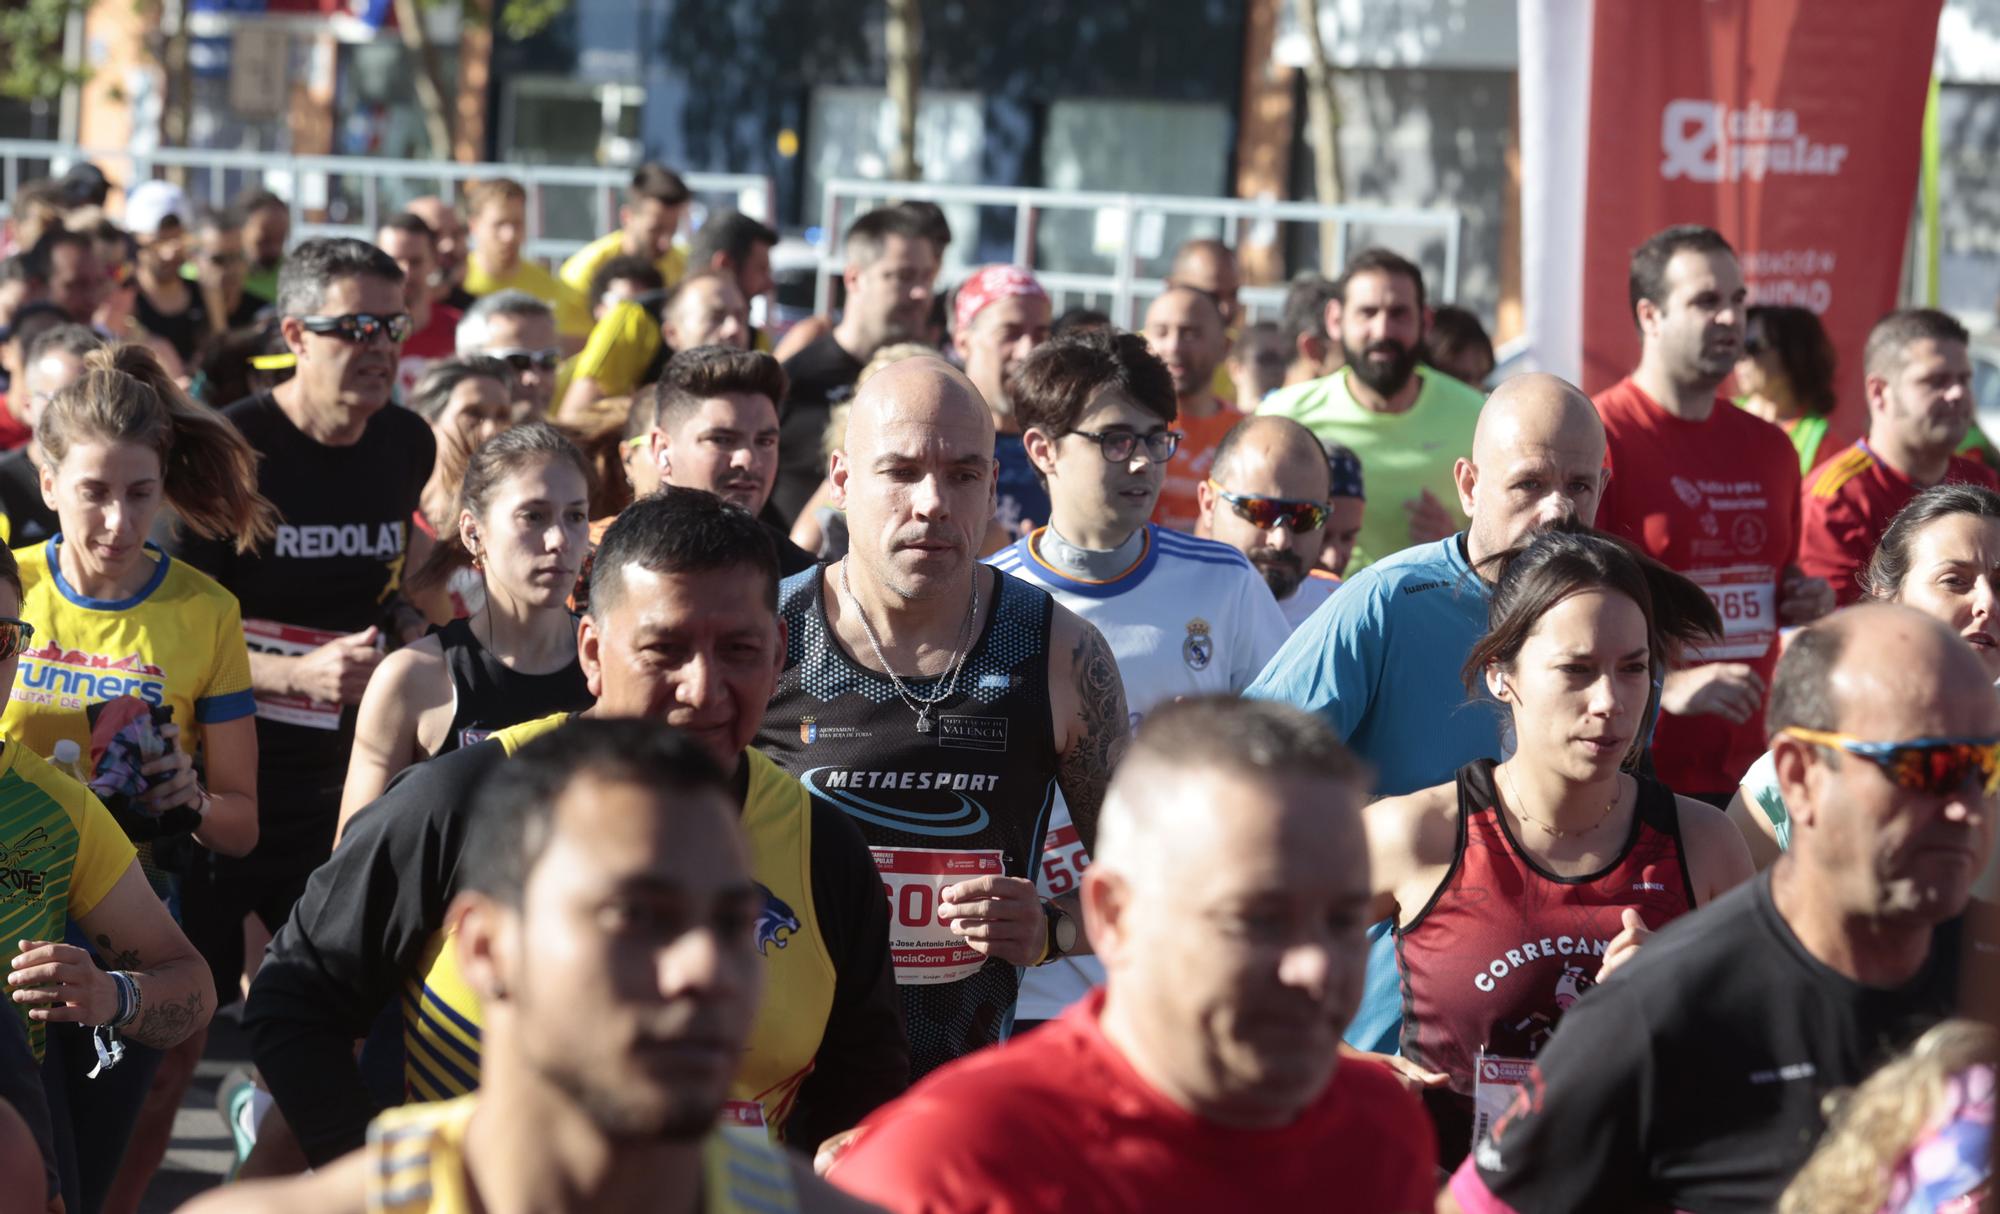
[1040,901,1079,965]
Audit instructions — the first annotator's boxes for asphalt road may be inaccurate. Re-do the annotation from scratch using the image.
[134,1011,246,1213]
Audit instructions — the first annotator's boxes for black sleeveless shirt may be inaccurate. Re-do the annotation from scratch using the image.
[434,618,595,754]
[757,564,1059,1080]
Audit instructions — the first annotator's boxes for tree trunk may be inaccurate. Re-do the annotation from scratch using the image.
[1293,0,1343,275]
[160,0,191,181]
[885,0,921,182]
[393,0,455,159]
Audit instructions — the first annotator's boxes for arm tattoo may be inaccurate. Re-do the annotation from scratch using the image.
[128,987,206,1049]
[93,934,142,972]
[1056,623,1127,856]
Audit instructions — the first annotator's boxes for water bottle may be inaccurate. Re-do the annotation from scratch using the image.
[50,738,87,786]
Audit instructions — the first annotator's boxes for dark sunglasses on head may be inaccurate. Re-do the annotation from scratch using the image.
[1781,727,2000,797]
[297,312,414,344]
[0,617,36,663]
[1206,480,1329,531]
[488,347,562,373]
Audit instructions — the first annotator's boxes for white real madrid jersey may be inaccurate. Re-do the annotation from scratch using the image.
[989,524,1290,1019]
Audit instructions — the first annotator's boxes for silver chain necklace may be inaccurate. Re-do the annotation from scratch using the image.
[838,557,980,734]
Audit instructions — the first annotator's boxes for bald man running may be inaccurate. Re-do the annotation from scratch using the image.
[1196,415,1343,629]
[755,357,1130,1079]
[1247,372,1610,1063]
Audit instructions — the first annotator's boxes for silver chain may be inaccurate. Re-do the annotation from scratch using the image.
[838,557,979,734]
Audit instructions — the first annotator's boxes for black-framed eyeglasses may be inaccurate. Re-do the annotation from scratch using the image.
[0,617,36,662]
[488,347,562,373]
[1206,480,1329,531]
[297,312,414,344]
[1069,427,1182,464]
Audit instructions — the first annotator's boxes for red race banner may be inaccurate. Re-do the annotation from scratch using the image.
[1578,0,1943,429]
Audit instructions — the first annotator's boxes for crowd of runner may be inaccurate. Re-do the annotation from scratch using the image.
[0,159,1993,1214]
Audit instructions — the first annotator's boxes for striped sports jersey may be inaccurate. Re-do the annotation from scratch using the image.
[0,742,135,1057]
[366,1094,797,1214]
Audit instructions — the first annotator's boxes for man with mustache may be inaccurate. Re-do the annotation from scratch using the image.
[1593,225,1834,807]
[1142,285,1239,534]
[1445,604,1997,1213]
[1259,247,1485,571]
[829,698,1436,1213]
[988,329,1289,1027]
[189,720,880,1214]
[1195,415,1348,630]
[953,264,1053,537]
[170,237,435,1017]
[1799,308,1997,606]
[756,355,1132,1077]
[773,208,939,525]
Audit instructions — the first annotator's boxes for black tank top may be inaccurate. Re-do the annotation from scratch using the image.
[435,618,595,754]
[757,564,1059,1080]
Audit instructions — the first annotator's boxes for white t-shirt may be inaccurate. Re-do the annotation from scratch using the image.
[1279,570,1342,632]
[989,525,1291,1019]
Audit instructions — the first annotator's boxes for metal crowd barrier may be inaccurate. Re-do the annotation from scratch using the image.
[0,140,776,265]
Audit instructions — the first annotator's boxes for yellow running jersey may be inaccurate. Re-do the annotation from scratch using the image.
[401,713,838,1139]
[5,538,255,758]
[0,742,136,1058]
[365,1094,799,1214]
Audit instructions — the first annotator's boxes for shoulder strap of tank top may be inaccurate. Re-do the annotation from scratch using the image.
[1394,760,1487,937]
[1630,771,1684,839]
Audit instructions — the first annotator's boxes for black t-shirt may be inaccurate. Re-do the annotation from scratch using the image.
[169,393,434,798]
[1465,871,1975,1213]
[0,450,56,548]
[773,333,866,526]
[134,287,210,364]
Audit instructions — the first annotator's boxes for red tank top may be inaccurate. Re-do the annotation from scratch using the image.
[1396,758,1697,1166]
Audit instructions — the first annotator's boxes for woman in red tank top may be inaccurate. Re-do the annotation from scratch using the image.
[1360,528,1758,1167]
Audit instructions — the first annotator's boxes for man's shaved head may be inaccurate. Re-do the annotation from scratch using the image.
[835,358,998,602]
[1211,415,1331,499]
[1457,372,1610,568]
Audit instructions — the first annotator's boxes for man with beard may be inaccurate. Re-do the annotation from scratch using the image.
[953,264,1053,536]
[406,196,475,312]
[1259,248,1483,571]
[772,208,938,524]
[1593,225,1833,806]
[989,330,1289,1027]
[1798,309,1996,605]
[189,721,877,1214]
[1142,286,1238,533]
[1196,416,1344,630]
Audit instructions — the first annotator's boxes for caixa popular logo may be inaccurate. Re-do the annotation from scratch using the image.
[1660,99,1849,183]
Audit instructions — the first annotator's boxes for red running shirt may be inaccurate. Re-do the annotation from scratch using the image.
[1396,759,1697,1168]
[1593,378,1802,793]
[830,988,1437,1214]
[1797,440,1999,606]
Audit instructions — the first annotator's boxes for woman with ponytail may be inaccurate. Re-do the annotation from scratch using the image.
[0,341,274,1212]
[1356,526,1755,1169]
[336,422,593,832]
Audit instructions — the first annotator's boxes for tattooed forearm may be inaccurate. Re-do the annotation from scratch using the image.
[128,986,207,1048]
[1056,622,1128,855]
[93,934,142,971]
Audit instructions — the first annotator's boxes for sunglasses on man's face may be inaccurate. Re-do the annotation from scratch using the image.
[488,347,562,374]
[1206,480,1329,532]
[0,617,36,663]
[1781,727,2000,798]
[297,312,414,344]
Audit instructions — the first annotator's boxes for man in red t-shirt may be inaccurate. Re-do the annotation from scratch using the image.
[1145,285,1240,533]
[377,213,462,401]
[826,697,1436,1214]
[1593,225,1834,802]
[1800,308,1998,605]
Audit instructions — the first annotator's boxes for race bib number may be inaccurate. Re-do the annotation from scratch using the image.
[870,847,1005,986]
[1038,822,1091,897]
[242,620,347,731]
[1687,565,1777,662]
[718,1100,766,1129]
[1471,1051,1535,1155]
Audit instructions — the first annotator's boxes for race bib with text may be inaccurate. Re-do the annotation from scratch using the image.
[871,846,1006,985]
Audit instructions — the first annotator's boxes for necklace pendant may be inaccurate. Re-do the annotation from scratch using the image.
[915,710,932,734]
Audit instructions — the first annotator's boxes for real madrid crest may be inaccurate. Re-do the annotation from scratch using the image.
[1182,617,1213,671]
